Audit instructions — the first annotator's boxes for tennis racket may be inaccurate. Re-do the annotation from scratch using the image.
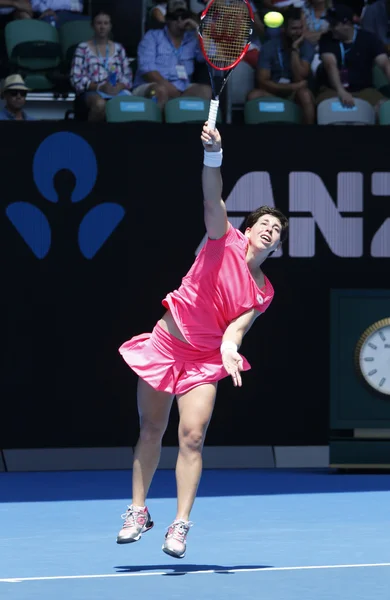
[198,0,254,133]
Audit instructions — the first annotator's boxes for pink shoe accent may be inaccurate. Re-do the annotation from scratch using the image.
[162,520,193,559]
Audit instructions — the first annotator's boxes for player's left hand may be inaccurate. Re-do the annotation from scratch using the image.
[221,348,244,387]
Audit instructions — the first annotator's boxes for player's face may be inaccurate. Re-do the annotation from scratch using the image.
[245,214,282,253]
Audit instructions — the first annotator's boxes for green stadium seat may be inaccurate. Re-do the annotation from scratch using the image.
[105,95,162,123]
[164,97,222,124]
[379,100,390,125]
[373,64,390,97]
[5,20,62,72]
[59,21,94,70]
[244,97,302,124]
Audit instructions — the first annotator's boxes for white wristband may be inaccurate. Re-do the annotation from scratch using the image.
[220,340,238,354]
[204,149,223,168]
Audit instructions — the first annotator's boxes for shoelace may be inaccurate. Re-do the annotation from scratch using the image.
[121,506,144,528]
[167,520,193,542]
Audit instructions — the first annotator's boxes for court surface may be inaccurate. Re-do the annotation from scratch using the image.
[1,468,389,600]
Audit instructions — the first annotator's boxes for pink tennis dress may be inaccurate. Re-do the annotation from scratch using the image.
[119,224,274,394]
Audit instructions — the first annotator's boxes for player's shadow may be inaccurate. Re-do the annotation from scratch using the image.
[114,564,271,576]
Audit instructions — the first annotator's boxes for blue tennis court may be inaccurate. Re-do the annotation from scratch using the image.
[1,469,389,600]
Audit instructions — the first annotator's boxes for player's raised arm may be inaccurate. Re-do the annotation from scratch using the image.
[200,122,228,240]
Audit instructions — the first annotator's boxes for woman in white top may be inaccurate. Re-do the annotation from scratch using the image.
[302,0,331,72]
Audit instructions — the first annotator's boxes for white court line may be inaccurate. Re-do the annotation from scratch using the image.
[1,562,390,583]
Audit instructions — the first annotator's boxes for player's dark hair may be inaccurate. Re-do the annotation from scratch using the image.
[245,206,289,242]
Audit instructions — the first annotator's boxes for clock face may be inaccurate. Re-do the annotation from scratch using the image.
[356,320,390,396]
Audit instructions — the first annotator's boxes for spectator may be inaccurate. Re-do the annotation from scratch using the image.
[70,10,132,122]
[133,0,211,108]
[248,7,316,124]
[0,74,34,120]
[0,0,33,24]
[303,0,331,73]
[150,1,168,24]
[31,0,90,28]
[361,0,390,47]
[303,0,330,42]
[317,4,390,111]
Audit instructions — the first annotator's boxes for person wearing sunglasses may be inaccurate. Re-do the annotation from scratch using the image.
[0,75,35,121]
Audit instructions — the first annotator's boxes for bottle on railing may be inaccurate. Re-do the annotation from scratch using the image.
[149,89,157,103]
[109,65,117,87]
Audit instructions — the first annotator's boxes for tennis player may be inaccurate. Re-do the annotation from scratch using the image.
[116,122,288,559]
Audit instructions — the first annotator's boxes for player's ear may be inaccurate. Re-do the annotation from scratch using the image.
[244,227,251,238]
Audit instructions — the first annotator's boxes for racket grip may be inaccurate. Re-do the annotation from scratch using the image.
[207,99,219,133]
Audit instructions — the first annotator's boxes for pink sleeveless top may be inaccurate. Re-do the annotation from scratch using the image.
[162,224,274,351]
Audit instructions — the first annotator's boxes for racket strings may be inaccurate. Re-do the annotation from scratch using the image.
[201,0,252,69]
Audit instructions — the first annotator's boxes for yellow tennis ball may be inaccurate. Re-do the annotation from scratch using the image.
[264,11,284,28]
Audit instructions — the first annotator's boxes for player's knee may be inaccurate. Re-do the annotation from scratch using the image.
[179,428,205,453]
[139,419,167,444]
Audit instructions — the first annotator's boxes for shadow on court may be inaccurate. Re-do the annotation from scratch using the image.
[114,564,272,576]
[1,469,390,503]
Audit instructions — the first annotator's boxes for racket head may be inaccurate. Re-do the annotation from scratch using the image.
[198,0,254,72]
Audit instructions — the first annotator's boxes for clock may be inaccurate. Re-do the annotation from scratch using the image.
[355,318,390,397]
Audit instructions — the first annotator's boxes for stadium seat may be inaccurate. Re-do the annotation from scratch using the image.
[379,100,390,124]
[59,21,94,70]
[373,64,390,97]
[105,95,162,122]
[164,97,222,124]
[5,20,62,72]
[317,97,375,125]
[244,97,302,124]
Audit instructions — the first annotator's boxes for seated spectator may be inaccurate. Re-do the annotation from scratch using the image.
[0,0,33,23]
[303,0,331,73]
[303,0,330,43]
[317,4,390,111]
[31,0,90,28]
[361,0,390,47]
[70,10,132,122]
[0,74,34,120]
[248,7,316,124]
[150,1,168,24]
[133,0,211,108]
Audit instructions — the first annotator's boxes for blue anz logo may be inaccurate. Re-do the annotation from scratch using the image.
[6,132,125,259]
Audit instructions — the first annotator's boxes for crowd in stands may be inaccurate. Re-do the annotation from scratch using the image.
[0,0,390,124]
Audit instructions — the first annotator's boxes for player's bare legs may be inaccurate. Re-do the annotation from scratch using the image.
[117,379,173,544]
[162,383,217,558]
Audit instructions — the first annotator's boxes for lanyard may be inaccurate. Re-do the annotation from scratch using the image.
[339,27,358,67]
[95,40,110,71]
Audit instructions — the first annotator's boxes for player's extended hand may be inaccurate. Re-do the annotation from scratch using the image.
[201,122,222,152]
[221,348,244,387]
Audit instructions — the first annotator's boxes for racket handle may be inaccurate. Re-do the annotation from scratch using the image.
[207,99,219,133]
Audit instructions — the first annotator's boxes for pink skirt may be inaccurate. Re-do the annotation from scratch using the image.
[118,323,251,395]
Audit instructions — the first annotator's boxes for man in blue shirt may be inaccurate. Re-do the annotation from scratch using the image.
[247,7,316,124]
[0,75,34,121]
[133,0,211,108]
